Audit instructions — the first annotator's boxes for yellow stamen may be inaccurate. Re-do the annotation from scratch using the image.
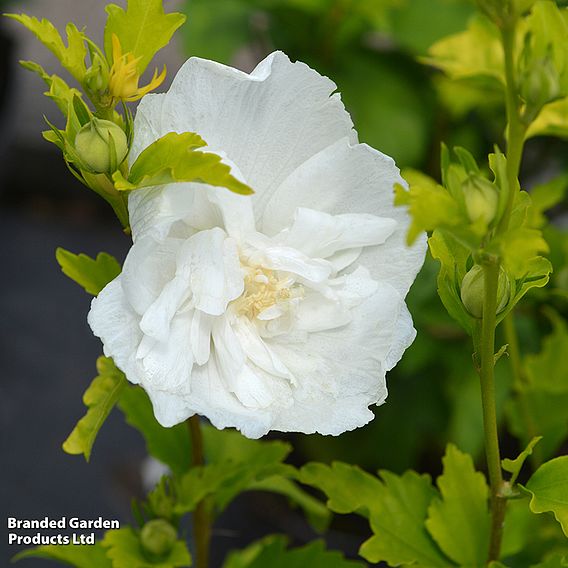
[108,34,166,104]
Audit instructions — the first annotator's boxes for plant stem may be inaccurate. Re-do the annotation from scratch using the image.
[188,415,211,568]
[480,260,506,561]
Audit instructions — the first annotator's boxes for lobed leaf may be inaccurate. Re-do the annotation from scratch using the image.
[223,535,364,568]
[502,436,543,485]
[62,357,126,461]
[523,456,568,537]
[300,462,451,566]
[425,444,490,566]
[113,132,253,195]
[104,0,186,74]
[7,15,88,83]
[102,527,191,568]
[12,543,111,567]
[55,248,121,296]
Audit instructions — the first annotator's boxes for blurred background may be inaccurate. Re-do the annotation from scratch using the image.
[1,0,567,566]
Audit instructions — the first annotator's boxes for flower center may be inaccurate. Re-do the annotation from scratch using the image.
[232,262,303,320]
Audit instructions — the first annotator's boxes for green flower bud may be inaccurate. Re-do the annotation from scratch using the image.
[521,56,561,114]
[74,118,128,173]
[461,265,510,319]
[462,176,499,225]
[140,519,177,559]
[84,53,110,94]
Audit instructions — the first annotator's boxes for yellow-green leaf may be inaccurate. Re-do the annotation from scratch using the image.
[63,357,126,461]
[523,456,568,537]
[114,132,253,195]
[7,15,88,83]
[55,248,121,296]
[425,444,490,566]
[104,0,186,73]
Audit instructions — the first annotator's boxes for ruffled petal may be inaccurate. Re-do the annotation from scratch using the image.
[260,137,426,298]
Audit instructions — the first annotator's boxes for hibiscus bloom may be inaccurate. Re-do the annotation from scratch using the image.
[88,52,426,439]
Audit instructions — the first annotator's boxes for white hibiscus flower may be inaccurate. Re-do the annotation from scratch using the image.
[88,52,426,439]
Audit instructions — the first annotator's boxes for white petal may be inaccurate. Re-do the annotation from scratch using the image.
[121,236,178,315]
[177,228,244,316]
[88,279,142,384]
[191,310,214,366]
[261,137,426,298]
[277,207,397,261]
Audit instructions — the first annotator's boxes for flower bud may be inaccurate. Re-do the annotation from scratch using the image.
[84,53,109,94]
[74,118,128,173]
[461,265,510,318]
[140,519,177,559]
[520,56,561,114]
[462,176,499,225]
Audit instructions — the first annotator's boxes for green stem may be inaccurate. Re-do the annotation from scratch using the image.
[188,416,211,568]
[480,260,506,562]
[499,19,527,232]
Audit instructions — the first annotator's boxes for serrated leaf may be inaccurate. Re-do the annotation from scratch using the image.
[395,170,463,245]
[523,456,568,537]
[113,132,253,195]
[424,14,504,84]
[223,535,364,568]
[300,463,451,566]
[19,61,83,118]
[525,311,568,393]
[63,357,126,461]
[104,0,185,74]
[7,15,87,82]
[12,543,112,567]
[55,248,121,296]
[102,527,191,568]
[425,444,490,566]
[118,386,192,475]
[502,436,543,485]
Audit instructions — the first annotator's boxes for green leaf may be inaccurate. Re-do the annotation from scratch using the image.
[102,527,191,568]
[527,97,568,139]
[13,543,112,567]
[223,535,364,568]
[523,456,568,537]
[19,61,83,118]
[395,170,463,245]
[55,248,121,296]
[104,0,186,74]
[425,444,490,566]
[525,311,568,394]
[7,15,88,82]
[62,357,127,461]
[246,475,331,533]
[502,436,543,485]
[528,174,568,228]
[300,463,451,566]
[113,132,253,195]
[424,14,504,85]
[118,386,192,475]
[428,230,474,335]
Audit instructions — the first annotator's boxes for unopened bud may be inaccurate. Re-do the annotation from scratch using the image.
[84,53,109,94]
[140,519,177,559]
[74,118,128,173]
[461,265,510,318]
[462,176,499,225]
[521,56,561,113]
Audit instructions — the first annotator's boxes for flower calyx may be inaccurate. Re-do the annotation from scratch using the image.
[462,175,499,226]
